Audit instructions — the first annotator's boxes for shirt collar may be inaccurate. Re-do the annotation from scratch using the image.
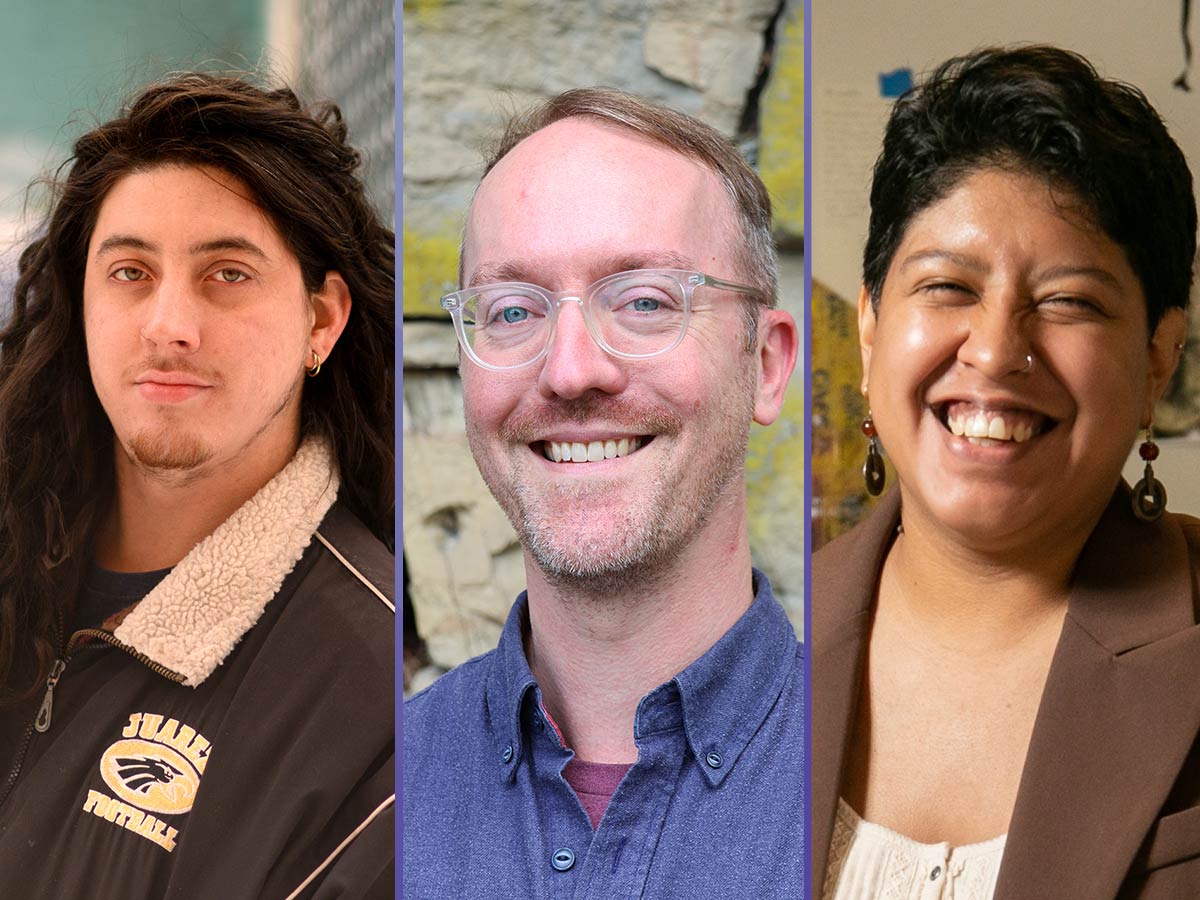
[485,593,539,783]
[484,570,799,787]
[667,572,798,786]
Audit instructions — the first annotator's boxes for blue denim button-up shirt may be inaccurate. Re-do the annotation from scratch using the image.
[403,571,806,898]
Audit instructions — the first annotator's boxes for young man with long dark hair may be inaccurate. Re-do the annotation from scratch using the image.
[0,75,395,898]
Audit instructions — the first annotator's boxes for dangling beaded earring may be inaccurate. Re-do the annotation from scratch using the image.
[1132,426,1167,522]
[862,413,885,496]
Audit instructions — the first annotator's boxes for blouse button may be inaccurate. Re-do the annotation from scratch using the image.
[552,847,576,872]
[930,865,942,880]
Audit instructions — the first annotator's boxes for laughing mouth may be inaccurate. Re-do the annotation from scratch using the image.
[938,402,1053,445]
[539,436,647,463]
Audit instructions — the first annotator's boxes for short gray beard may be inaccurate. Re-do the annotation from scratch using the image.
[511,413,752,597]
[466,355,758,598]
[517,470,737,596]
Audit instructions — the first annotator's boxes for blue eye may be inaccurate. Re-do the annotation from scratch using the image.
[501,306,529,323]
[631,297,661,312]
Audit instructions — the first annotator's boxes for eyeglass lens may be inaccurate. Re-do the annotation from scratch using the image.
[460,271,688,367]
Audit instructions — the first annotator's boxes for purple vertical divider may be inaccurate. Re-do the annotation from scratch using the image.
[394,5,404,897]
[802,0,813,895]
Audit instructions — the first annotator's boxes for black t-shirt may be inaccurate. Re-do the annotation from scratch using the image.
[76,564,172,631]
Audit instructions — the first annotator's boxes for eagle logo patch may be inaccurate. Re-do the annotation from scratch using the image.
[100,739,200,815]
[82,713,214,852]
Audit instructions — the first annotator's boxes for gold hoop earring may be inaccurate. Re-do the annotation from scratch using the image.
[306,350,322,378]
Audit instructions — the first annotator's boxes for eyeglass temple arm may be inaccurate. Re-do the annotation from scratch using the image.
[695,273,764,300]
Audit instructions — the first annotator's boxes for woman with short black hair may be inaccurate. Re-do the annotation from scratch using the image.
[813,46,1199,900]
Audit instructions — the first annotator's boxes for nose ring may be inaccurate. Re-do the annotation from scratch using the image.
[1021,353,1034,374]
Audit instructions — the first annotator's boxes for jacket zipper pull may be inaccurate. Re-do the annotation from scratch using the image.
[34,660,66,734]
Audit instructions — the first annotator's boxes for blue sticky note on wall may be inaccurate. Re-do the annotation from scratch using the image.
[879,68,914,98]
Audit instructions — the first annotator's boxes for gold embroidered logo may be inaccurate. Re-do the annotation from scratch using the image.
[100,739,200,814]
[81,713,213,853]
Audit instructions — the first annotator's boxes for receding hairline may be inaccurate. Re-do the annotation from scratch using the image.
[460,113,749,288]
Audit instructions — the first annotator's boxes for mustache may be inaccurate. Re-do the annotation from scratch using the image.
[500,396,682,442]
[124,357,222,385]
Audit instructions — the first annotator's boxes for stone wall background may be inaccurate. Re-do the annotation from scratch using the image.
[402,0,805,693]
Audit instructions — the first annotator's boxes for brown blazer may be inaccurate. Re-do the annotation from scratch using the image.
[812,487,1200,899]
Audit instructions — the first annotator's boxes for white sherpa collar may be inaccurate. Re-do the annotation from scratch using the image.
[113,437,339,687]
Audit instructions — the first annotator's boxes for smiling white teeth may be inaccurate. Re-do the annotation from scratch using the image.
[543,436,643,463]
[945,407,1039,443]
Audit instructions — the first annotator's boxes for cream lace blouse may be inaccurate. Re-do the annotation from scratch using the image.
[823,799,1006,900]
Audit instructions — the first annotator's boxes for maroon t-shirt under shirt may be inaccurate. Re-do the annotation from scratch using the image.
[563,758,632,829]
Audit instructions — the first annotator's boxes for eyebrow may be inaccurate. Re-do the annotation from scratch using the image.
[1035,264,1123,290]
[897,249,989,274]
[898,251,1124,290]
[93,235,157,257]
[92,234,270,260]
[188,237,270,259]
[467,251,697,288]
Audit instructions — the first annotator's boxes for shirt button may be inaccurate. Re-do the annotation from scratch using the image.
[501,744,514,764]
[930,865,942,880]
[551,847,576,871]
[705,751,723,769]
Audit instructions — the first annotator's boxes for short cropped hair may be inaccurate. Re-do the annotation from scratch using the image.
[465,88,777,347]
[863,45,1197,331]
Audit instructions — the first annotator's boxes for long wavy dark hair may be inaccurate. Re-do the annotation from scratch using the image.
[2,74,395,699]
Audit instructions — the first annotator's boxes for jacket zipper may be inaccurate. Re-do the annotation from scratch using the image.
[64,629,185,684]
[0,609,65,810]
[0,625,184,810]
[33,659,66,733]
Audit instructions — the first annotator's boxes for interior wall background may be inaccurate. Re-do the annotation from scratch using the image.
[810,0,1200,546]
[402,0,805,692]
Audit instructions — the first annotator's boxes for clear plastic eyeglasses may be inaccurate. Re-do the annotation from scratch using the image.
[439,268,762,371]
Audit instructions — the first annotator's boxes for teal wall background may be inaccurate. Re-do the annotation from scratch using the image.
[0,0,394,299]
[0,0,264,225]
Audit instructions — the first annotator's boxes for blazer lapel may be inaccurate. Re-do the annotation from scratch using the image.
[810,492,901,895]
[996,491,1200,900]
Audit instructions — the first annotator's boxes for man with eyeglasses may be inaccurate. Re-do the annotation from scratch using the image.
[404,89,803,897]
